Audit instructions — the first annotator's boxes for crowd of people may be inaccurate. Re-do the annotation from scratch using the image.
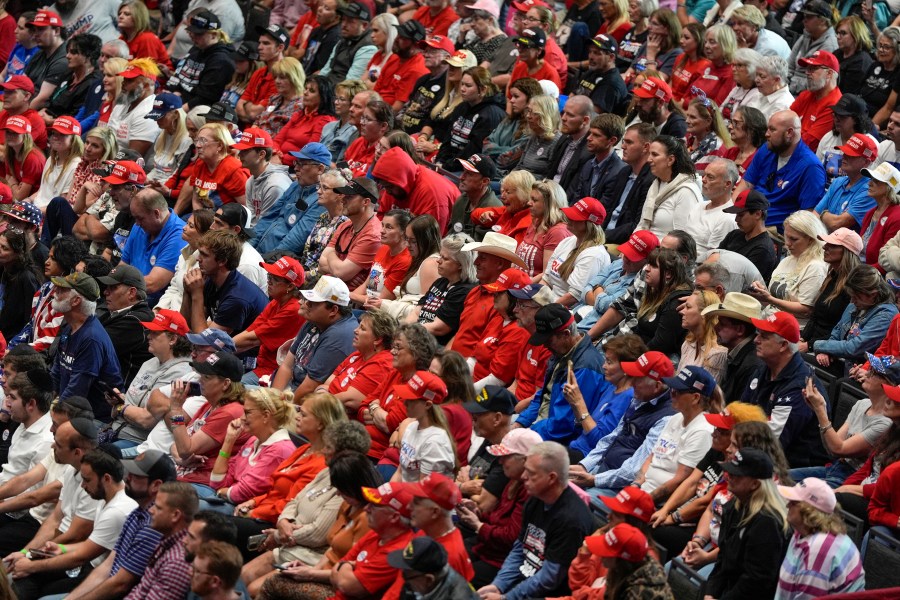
[0,0,899,598]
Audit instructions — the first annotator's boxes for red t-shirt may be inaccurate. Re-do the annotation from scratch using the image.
[98,100,114,124]
[441,403,472,466]
[248,297,304,376]
[343,137,377,178]
[327,217,383,289]
[366,245,412,297]
[508,60,562,97]
[332,529,415,600]
[516,222,572,277]
[671,56,713,108]
[177,401,250,485]
[472,318,532,383]
[451,285,500,359]
[546,37,568,88]
[241,66,277,108]
[0,149,46,190]
[374,53,430,105]
[274,110,337,164]
[289,12,319,48]
[126,32,173,70]
[791,87,843,152]
[598,20,632,43]
[690,62,735,106]
[358,369,406,460]
[412,5,459,36]
[381,528,474,600]
[329,349,394,401]
[514,342,552,402]
[191,155,250,205]
[0,109,48,150]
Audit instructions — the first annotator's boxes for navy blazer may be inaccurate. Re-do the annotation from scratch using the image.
[571,151,630,207]
[602,162,654,244]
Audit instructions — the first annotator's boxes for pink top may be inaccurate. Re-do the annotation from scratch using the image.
[209,429,297,503]
[515,222,573,277]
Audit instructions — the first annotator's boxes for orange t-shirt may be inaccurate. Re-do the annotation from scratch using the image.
[671,56,713,108]
[250,444,326,523]
[343,137,377,178]
[365,244,412,297]
[791,87,843,152]
[191,155,250,205]
[451,285,501,358]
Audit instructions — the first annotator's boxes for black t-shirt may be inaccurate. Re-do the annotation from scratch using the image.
[468,440,509,498]
[560,3,602,41]
[719,229,778,282]
[575,67,627,114]
[686,448,725,508]
[864,63,899,115]
[401,71,447,134]
[417,278,476,345]
[109,210,136,264]
[515,486,594,595]
[801,270,851,344]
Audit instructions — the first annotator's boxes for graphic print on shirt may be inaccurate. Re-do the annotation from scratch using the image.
[520,522,547,577]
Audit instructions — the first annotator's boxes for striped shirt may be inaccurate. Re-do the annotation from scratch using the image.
[110,506,163,577]
[124,529,192,600]
[775,531,865,600]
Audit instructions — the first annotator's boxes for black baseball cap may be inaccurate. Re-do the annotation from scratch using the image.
[97,264,148,293]
[397,20,426,42]
[335,176,380,202]
[338,2,371,21]
[831,93,867,117]
[233,40,259,61]
[528,303,575,346]
[200,102,237,124]
[800,0,833,21]
[387,536,448,574]
[186,9,221,33]
[458,153,498,179]
[122,449,178,482]
[463,385,516,415]
[257,23,290,45]
[720,447,774,479]
[723,189,769,213]
[215,203,255,238]
[590,33,617,54]
[190,351,245,382]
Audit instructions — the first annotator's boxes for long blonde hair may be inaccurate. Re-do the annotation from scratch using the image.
[528,94,561,141]
[684,290,722,364]
[153,108,190,166]
[737,477,790,533]
[783,210,826,269]
[531,179,568,231]
[84,127,118,163]
[103,57,129,102]
[43,131,84,191]
[424,402,460,474]
[558,221,605,280]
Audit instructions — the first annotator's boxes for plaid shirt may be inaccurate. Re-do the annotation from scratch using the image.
[124,529,191,600]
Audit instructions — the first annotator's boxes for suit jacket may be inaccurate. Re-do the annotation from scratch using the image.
[571,152,630,208]
[547,133,593,201]
[602,162,654,244]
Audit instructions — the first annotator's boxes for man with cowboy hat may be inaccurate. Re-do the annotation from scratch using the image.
[702,292,764,402]
[452,232,527,358]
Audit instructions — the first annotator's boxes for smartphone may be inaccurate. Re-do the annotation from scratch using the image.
[187,381,202,397]
[274,563,288,571]
[247,534,267,552]
[27,549,53,560]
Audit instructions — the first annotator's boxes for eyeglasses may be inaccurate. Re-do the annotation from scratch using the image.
[335,96,351,103]
[522,15,541,23]
[359,115,373,124]
[318,183,334,192]
[194,137,213,146]
[878,43,896,51]
[391,343,409,353]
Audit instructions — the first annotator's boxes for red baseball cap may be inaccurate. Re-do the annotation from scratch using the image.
[102,160,147,185]
[408,473,461,510]
[705,412,736,430]
[0,182,12,205]
[585,523,649,562]
[393,371,448,404]
[30,9,63,27]
[423,35,455,55]
[259,256,305,286]
[140,309,190,336]
[750,311,801,343]
[562,197,607,224]
[633,77,673,102]
[120,64,157,81]
[836,133,877,160]
[798,50,839,72]
[512,0,548,11]
[483,267,532,293]
[362,482,414,517]
[618,230,659,262]
[600,487,655,523]
[3,115,31,134]
[882,383,900,403]
[50,116,81,136]
[232,127,275,150]
[0,75,35,95]
[621,351,675,381]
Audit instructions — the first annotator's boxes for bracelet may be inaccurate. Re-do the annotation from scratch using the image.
[219,450,231,458]
[575,411,590,424]
[819,422,833,433]
[692,534,709,545]
[672,509,683,524]
[19,549,26,555]
[59,544,67,554]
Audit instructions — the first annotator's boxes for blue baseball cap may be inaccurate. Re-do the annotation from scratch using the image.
[185,328,235,353]
[145,93,183,120]
[508,283,553,305]
[662,365,717,397]
[289,142,331,167]
[866,353,900,384]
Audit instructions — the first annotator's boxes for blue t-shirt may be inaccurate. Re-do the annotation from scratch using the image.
[289,313,358,387]
[202,269,268,336]
[121,210,187,300]
[743,141,826,230]
[50,315,124,422]
[814,175,875,228]
[6,45,39,78]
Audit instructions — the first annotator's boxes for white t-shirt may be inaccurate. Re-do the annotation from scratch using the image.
[767,256,829,328]
[108,95,160,148]
[642,412,714,493]
[57,467,99,533]
[29,453,73,524]
[683,200,738,257]
[0,412,53,485]
[543,236,610,302]
[32,157,81,209]
[399,423,455,482]
[53,0,120,42]
[88,489,138,567]
[136,387,205,454]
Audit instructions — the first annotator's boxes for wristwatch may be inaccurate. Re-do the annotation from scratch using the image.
[575,412,590,424]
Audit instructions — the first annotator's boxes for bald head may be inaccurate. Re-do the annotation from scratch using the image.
[766,110,801,155]
[561,95,594,135]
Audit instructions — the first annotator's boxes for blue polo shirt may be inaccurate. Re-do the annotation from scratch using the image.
[814,175,875,228]
[121,210,188,287]
[202,269,268,336]
[744,140,826,230]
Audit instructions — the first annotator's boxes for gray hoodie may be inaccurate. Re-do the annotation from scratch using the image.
[246,164,292,227]
[787,27,839,95]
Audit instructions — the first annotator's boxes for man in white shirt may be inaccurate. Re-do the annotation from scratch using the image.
[683,158,739,256]
[0,369,54,485]
[876,108,900,168]
[107,61,161,157]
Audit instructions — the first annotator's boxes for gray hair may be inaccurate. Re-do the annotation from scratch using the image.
[708,157,740,185]
[734,47,763,80]
[321,168,352,188]
[731,4,766,29]
[371,13,399,54]
[695,261,729,287]
[528,441,569,482]
[185,105,209,130]
[102,39,130,59]
[74,292,97,316]
[758,56,788,85]
[397,323,438,370]
[786,341,800,353]
[639,0,659,18]
[441,233,477,283]
[323,420,371,454]
[471,9,498,28]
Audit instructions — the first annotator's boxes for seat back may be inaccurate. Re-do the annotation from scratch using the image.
[833,382,868,430]
[863,528,900,590]
[667,558,707,600]
[839,508,865,548]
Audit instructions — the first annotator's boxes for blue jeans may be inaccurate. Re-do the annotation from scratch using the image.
[861,525,898,557]
[789,462,854,489]
[193,483,237,515]
[120,446,141,458]
[111,439,139,451]
[241,370,260,386]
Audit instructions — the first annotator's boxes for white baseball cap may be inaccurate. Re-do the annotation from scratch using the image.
[300,276,350,306]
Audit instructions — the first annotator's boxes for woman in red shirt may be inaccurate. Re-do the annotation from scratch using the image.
[507,28,561,96]
[182,122,249,213]
[598,0,632,43]
[0,115,45,200]
[671,23,712,109]
[692,24,736,106]
[349,210,412,305]
[473,170,535,245]
[97,57,128,125]
[118,0,173,70]
[274,75,337,166]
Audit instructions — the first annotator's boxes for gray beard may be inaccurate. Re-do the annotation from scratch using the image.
[118,87,143,106]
